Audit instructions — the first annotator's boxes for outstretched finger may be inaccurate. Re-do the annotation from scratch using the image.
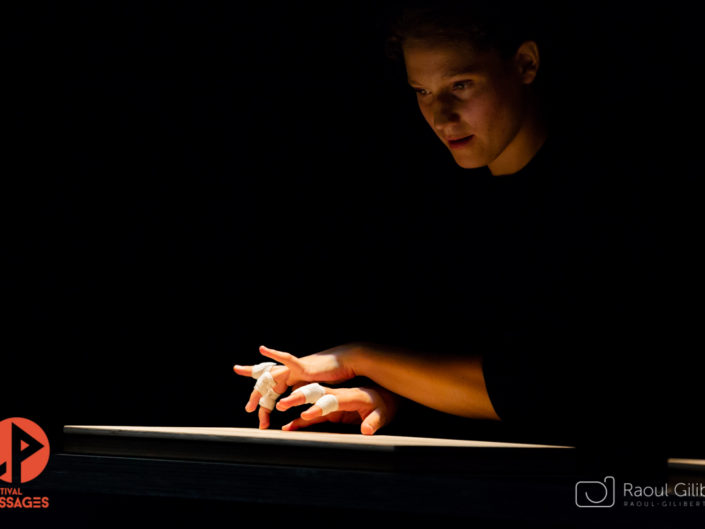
[233,364,253,377]
[259,345,301,368]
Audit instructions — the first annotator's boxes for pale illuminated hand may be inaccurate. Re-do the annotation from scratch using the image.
[233,344,359,429]
[277,385,399,435]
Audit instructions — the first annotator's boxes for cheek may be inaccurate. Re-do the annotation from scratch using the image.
[473,93,513,136]
[454,98,490,135]
[490,82,524,128]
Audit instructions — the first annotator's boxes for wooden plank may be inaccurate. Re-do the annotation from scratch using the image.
[669,458,705,471]
[61,425,578,476]
[63,425,575,449]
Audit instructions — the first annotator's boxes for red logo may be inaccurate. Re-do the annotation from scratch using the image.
[0,418,50,485]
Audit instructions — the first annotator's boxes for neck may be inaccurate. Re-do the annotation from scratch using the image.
[487,98,547,177]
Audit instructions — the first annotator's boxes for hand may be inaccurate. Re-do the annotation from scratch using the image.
[277,384,399,435]
[233,344,360,428]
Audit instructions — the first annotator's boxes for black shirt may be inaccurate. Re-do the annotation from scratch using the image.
[379,129,696,463]
[473,134,672,450]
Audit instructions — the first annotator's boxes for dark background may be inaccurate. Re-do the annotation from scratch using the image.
[5,2,701,447]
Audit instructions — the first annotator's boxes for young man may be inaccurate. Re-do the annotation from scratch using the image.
[233,1,665,457]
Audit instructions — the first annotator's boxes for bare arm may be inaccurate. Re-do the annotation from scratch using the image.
[346,342,501,421]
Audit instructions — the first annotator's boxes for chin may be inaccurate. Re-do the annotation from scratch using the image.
[451,154,487,170]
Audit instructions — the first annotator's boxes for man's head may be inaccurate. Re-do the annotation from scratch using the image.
[386,1,548,175]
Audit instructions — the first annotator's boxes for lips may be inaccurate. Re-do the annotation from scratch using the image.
[447,135,473,148]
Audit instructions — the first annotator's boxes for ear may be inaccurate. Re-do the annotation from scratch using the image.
[514,40,540,84]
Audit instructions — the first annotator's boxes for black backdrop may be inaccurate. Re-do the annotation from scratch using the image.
[6,2,702,446]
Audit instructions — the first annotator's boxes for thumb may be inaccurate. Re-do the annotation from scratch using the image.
[360,408,385,436]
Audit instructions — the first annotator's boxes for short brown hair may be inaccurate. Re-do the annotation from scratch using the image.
[384,0,546,62]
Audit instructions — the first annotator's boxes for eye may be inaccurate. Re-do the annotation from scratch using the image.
[452,80,472,90]
[413,87,430,97]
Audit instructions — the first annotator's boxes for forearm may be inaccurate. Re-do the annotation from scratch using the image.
[346,342,500,421]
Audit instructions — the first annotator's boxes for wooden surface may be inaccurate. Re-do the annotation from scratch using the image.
[63,425,575,449]
[60,425,578,475]
[668,458,705,471]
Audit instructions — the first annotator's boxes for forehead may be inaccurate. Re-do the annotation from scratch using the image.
[403,38,503,83]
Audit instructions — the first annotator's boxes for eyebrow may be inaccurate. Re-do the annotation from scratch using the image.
[408,65,479,85]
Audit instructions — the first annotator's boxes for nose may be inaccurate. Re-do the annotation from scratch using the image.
[432,93,461,132]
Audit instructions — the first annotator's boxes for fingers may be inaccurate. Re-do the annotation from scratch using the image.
[282,414,329,431]
[238,349,391,435]
[300,403,326,421]
[255,375,300,428]
[283,385,335,419]
[276,391,306,411]
[245,389,261,413]
[233,364,253,377]
[233,347,294,381]
[272,366,289,395]
[299,388,372,420]
[258,406,271,429]
[233,361,278,380]
[259,345,300,368]
[276,382,326,412]
[279,385,391,434]
[242,364,290,414]
[235,349,302,429]
[360,408,384,435]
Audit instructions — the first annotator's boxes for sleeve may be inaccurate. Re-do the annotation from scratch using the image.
[481,331,588,441]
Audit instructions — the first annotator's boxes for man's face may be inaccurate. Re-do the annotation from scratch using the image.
[403,38,531,170]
